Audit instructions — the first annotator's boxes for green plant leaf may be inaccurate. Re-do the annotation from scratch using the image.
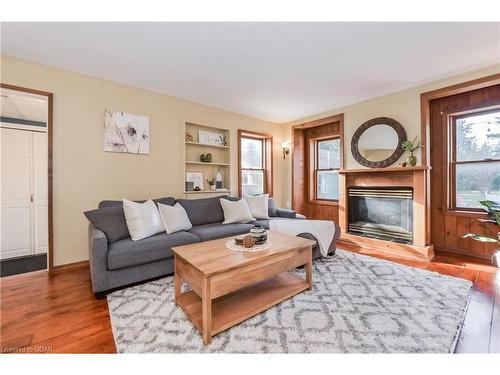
[463,233,500,244]
[480,200,500,210]
[494,212,500,226]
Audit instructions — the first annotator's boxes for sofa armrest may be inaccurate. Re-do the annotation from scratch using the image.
[276,208,297,219]
[88,223,109,294]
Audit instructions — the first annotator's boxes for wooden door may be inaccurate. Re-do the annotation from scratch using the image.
[429,84,500,260]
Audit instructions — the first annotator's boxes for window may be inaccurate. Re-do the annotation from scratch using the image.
[451,108,500,210]
[238,130,273,196]
[314,138,341,200]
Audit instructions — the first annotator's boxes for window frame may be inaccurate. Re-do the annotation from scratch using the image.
[312,136,341,203]
[238,130,273,197]
[449,107,500,212]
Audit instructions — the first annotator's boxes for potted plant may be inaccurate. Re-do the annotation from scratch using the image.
[206,178,216,191]
[462,200,500,267]
[219,135,227,147]
[402,136,420,166]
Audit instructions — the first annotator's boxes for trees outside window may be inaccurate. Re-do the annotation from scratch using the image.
[314,138,341,201]
[452,109,500,210]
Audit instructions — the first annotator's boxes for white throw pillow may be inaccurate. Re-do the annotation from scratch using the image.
[123,199,164,241]
[244,193,270,219]
[157,202,192,234]
[220,198,255,224]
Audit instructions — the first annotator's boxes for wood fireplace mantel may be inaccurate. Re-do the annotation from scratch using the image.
[338,166,434,261]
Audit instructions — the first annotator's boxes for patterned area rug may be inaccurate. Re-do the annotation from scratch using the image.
[107,249,472,353]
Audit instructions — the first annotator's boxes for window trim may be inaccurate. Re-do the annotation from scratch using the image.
[311,136,341,203]
[238,129,273,197]
[449,106,500,212]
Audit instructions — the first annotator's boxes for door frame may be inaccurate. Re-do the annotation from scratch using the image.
[1,83,54,273]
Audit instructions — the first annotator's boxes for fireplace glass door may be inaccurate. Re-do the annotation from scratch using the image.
[348,187,413,243]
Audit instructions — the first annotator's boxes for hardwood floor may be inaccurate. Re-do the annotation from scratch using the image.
[0,268,116,353]
[1,249,498,353]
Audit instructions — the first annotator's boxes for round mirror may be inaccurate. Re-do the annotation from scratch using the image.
[351,117,406,168]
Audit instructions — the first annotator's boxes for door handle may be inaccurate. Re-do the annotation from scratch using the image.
[30,194,34,203]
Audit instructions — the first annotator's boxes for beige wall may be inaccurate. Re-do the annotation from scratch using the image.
[1,56,285,266]
[281,64,500,206]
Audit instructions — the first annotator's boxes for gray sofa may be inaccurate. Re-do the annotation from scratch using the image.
[85,195,340,298]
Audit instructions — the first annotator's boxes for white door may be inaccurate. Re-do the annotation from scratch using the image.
[0,127,48,260]
[33,132,48,255]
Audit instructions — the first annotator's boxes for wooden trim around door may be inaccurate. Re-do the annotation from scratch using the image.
[1,83,54,273]
[237,129,273,197]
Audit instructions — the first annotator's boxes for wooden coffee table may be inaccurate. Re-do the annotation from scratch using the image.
[171,230,316,345]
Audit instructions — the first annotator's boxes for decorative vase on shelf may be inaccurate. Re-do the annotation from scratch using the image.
[402,136,420,167]
[216,170,223,189]
[200,153,212,163]
[407,152,417,167]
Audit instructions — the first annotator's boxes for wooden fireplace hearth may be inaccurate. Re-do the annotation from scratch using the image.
[338,166,434,261]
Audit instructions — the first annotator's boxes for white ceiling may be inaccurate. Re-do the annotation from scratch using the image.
[1,22,499,123]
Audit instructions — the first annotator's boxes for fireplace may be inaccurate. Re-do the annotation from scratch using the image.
[348,187,413,243]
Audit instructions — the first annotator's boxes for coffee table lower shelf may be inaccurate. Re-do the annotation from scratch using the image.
[176,271,309,337]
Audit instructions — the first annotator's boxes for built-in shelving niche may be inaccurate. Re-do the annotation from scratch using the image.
[184,122,231,198]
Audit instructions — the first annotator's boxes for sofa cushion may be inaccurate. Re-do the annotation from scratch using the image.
[177,195,229,226]
[158,202,192,234]
[268,198,278,217]
[84,206,129,243]
[123,198,165,241]
[220,198,255,224]
[188,222,253,242]
[107,231,200,270]
[244,194,270,219]
[98,197,176,209]
[276,208,297,219]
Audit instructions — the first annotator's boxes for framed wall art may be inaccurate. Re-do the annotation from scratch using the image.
[104,110,150,154]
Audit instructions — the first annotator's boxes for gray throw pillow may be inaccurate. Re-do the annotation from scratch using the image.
[177,195,229,226]
[268,198,278,217]
[84,206,130,243]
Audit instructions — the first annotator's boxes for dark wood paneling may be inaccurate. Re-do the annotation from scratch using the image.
[292,115,344,221]
[292,128,306,212]
[429,83,500,260]
[421,74,500,167]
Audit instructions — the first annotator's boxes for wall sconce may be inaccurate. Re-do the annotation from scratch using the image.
[281,142,290,159]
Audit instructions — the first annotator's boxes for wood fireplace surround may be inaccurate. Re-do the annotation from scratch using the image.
[338,166,434,260]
